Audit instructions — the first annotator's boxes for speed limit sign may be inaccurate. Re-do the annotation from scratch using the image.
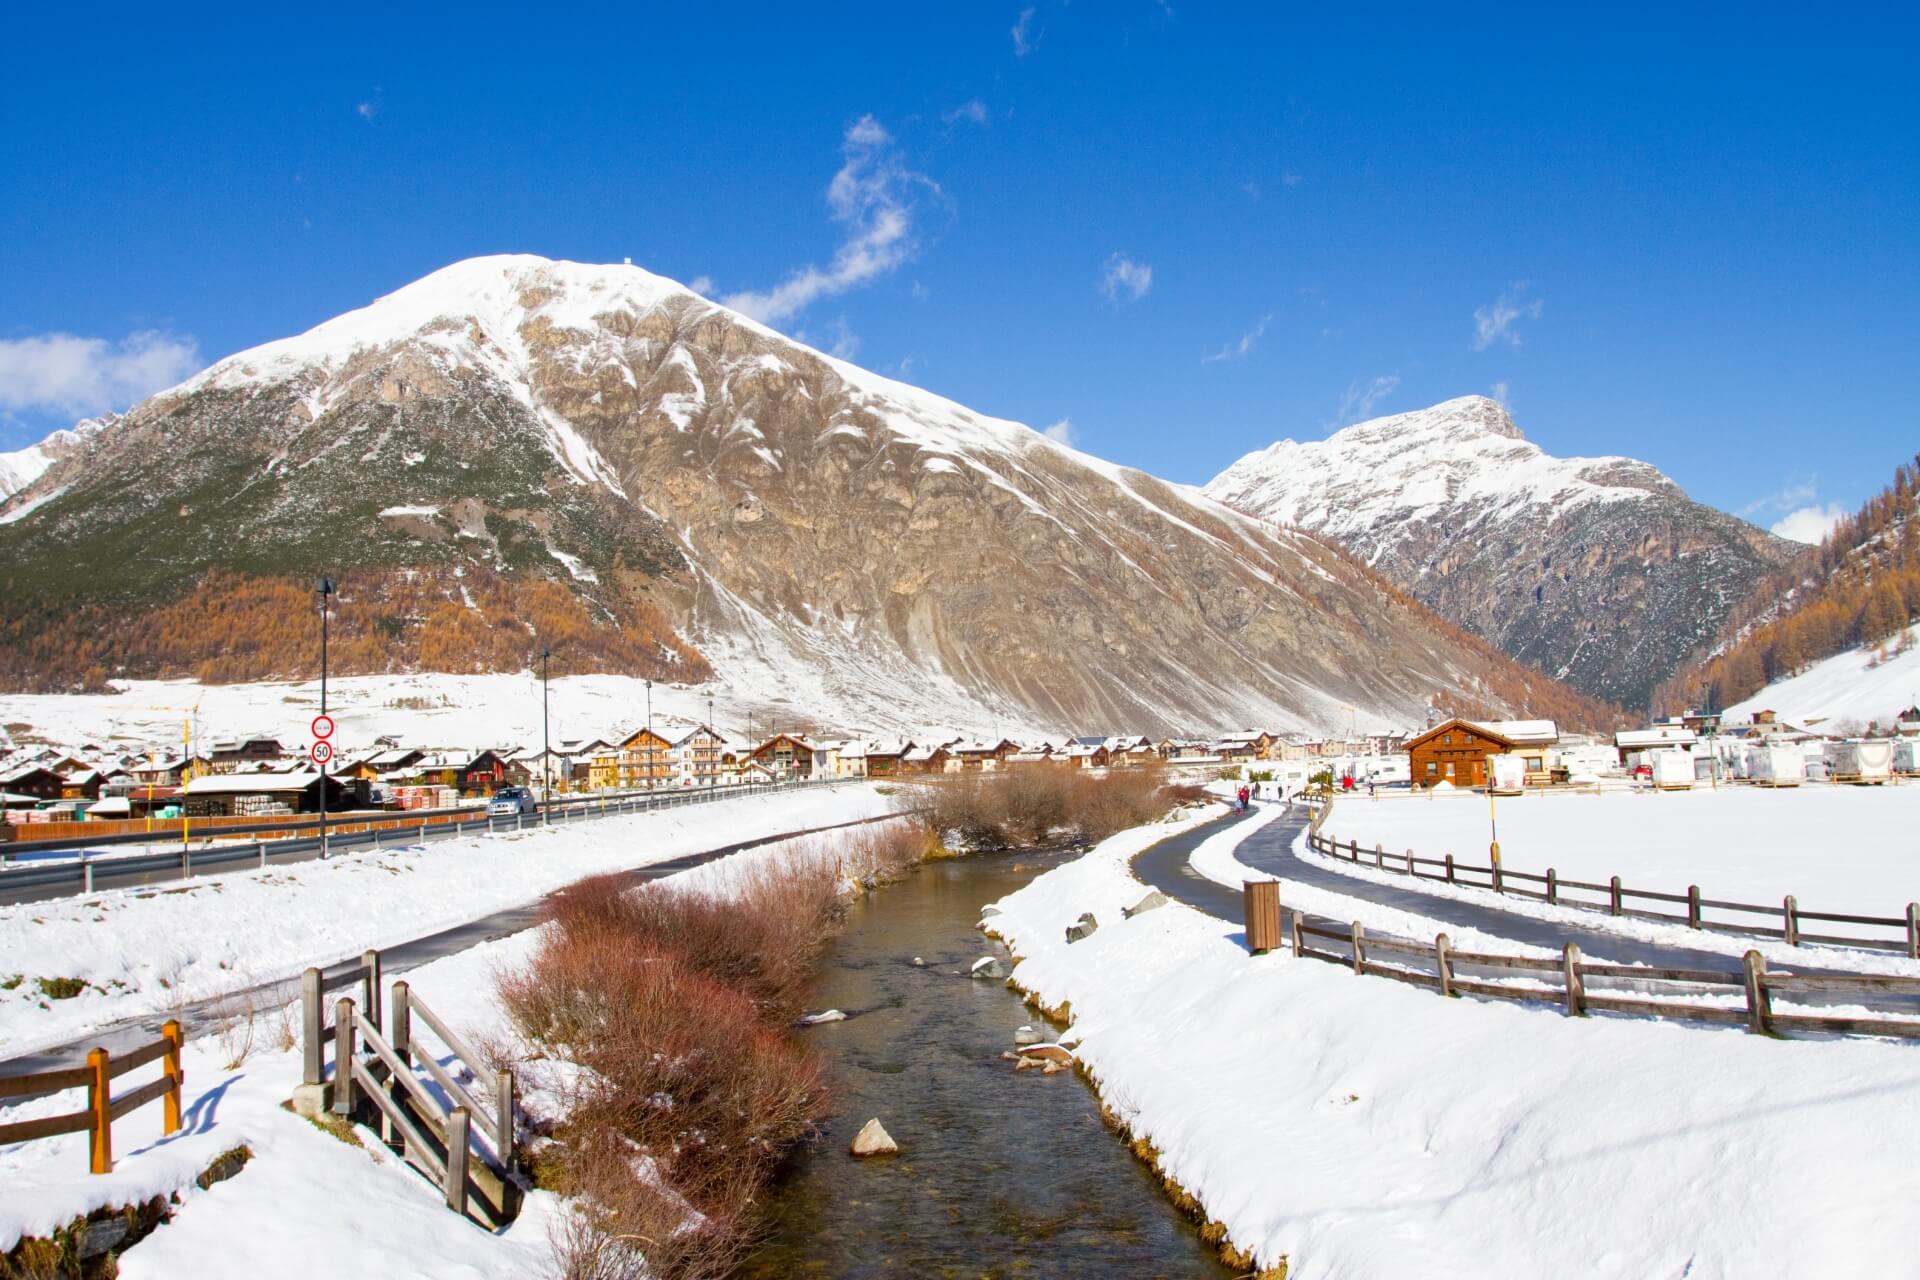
[311,714,335,740]
[310,740,335,766]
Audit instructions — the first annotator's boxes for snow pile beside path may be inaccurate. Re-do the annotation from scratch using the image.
[986,816,1920,1277]
[0,784,895,1057]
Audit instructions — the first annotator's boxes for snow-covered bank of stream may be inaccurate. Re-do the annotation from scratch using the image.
[985,808,1920,1278]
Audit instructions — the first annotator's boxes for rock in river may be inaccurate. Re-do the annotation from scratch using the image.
[970,956,1006,980]
[798,1009,848,1025]
[1065,912,1099,943]
[1013,1024,1043,1046]
[850,1118,899,1158]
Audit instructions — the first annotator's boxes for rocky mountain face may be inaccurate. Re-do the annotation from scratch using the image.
[0,257,1616,734]
[0,415,115,503]
[1205,396,1803,710]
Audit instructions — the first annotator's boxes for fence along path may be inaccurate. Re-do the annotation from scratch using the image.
[1307,821,1920,958]
[295,951,519,1226]
[1238,800,1920,1041]
[0,1022,185,1172]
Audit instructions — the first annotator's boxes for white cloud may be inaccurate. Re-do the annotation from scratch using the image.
[0,330,202,418]
[1741,479,1818,519]
[1471,282,1543,350]
[1490,380,1511,407]
[1771,503,1848,545]
[943,100,989,126]
[356,101,377,121]
[1012,6,1038,56]
[722,116,939,326]
[1333,374,1399,425]
[1101,253,1153,303]
[686,275,714,295]
[1203,313,1272,363]
[1041,418,1076,446]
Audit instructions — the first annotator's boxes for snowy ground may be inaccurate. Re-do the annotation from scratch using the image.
[987,810,1920,1278]
[0,671,1036,764]
[0,822,893,1270]
[1316,785,1920,954]
[1723,639,1920,728]
[0,783,896,1058]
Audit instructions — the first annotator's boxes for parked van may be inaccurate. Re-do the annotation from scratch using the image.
[1828,740,1894,783]
[1649,749,1694,791]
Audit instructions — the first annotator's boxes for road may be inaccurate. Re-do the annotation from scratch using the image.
[1,812,894,1079]
[1130,801,1918,1008]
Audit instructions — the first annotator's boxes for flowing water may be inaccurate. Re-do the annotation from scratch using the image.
[740,848,1233,1279]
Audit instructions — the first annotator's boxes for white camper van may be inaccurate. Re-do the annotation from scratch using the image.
[1488,753,1527,795]
[1828,740,1894,783]
[1649,749,1695,791]
[1748,743,1804,787]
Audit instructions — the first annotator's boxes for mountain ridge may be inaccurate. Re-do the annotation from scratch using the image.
[0,256,1623,735]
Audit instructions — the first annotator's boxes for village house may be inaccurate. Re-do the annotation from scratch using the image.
[1615,724,1697,771]
[748,733,816,781]
[616,727,675,790]
[901,743,951,774]
[207,736,287,773]
[950,739,1020,771]
[587,749,621,792]
[864,739,915,778]
[670,725,728,787]
[180,769,356,817]
[0,764,65,803]
[1405,718,1518,789]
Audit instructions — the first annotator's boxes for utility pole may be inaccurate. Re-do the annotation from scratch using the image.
[540,644,552,823]
[707,692,715,789]
[317,576,334,859]
[645,678,654,793]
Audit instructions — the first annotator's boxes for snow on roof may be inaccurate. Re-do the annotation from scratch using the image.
[1481,719,1559,744]
[184,771,324,795]
[1616,727,1697,749]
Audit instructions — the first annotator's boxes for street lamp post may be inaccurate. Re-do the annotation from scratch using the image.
[707,693,715,789]
[317,576,334,860]
[540,645,552,824]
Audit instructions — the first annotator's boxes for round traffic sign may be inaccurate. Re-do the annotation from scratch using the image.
[311,714,335,740]
[310,740,334,765]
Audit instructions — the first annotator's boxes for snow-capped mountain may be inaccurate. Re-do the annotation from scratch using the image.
[1206,396,1801,710]
[0,257,1613,733]
[0,415,114,505]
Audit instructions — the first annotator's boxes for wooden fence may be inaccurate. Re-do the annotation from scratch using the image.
[0,1022,184,1172]
[1308,827,1920,958]
[298,954,518,1225]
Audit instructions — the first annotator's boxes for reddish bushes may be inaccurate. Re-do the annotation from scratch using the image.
[500,858,849,1278]
[921,764,1177,848]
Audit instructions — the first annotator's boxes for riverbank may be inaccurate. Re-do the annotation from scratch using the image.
[984,805,1920,1278]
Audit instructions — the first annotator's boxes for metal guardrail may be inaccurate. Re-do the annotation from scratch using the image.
[0,777,856,905]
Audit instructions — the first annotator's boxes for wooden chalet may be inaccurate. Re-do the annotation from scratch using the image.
[951,739,1020,771]
[617,727,675,790]
[0,765,65,802]
[748,733,815,780]
[864,740,916,778]
[1406,719,1515,789]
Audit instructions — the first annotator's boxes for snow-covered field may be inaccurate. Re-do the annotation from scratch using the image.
[0,782,896,1057]
[0,671,1034,764]
[987,811,1920,1278]
[1321,785,1920,926]
[1723,639,1920,728]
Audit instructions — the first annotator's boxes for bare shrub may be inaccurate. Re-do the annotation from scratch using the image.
[919,763,1177,848]
[209,990,259,1069]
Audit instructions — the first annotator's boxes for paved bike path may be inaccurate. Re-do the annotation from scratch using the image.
[1130,803,1910,999]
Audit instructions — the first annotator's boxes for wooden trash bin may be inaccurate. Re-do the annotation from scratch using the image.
[1244,879,1283,954]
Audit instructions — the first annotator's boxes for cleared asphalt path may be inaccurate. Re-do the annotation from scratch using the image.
[2,814,893,1079]
[1131,803,1914,1008]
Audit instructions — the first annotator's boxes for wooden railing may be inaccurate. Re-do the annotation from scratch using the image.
[1308,827,1920,958]
[1271,900,1920,1040]
[299,956,517,1224]
[0,1022,184,1172]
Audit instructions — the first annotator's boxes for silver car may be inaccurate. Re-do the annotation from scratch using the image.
[487,786,536,817]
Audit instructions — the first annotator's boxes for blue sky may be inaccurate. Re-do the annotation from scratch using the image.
[3,4,1915,538]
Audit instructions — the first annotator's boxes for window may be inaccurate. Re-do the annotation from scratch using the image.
[1425,761,1436,775]
[1445,763,1455,776]
[1443,734,1452,744]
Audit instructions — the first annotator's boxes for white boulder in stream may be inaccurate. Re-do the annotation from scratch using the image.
[1065,912,1099,943]
[850,1118,899,1158]
[1014,1025,1043,1046]
[971,956,1007,980]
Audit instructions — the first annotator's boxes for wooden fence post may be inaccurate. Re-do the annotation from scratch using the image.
[1350,922,1366,975]
[445,1107,471,1215]
[333,998,357,1115]
[1445,855,1455,884]
[1783,895,1798,946]
[1435,933,1454,997]
[388,980,412,1150]
[1289,909,1304,957]
[1373,842,1384,869]
[362,949,382,1031]
[1907,903,1918,961]
[82,855,93,895]
[301,967,324,1087]
[1491,862,1503,895]
[1741,950,1772,1035]
[87,1047,111,1174]
[1546,868,1558,905]
[1562,944,1585,1015]
[1610,875,1622,915]
[1687,885,1702,929]
[162,1020,184,1135]
[495,1069,514,1166]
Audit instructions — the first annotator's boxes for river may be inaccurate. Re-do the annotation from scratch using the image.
[739,846,1233,1278]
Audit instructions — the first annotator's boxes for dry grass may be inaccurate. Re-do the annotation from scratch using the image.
[921,764,1178,848]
